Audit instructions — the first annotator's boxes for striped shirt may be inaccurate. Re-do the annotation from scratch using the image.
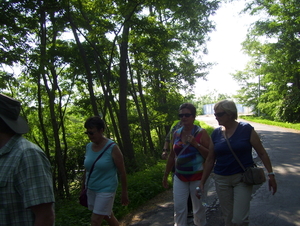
[173,125,205,182]
[0,135,55,226]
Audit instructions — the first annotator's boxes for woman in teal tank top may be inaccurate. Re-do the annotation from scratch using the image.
[83,116,129,226]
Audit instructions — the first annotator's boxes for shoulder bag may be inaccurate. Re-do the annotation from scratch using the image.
[79,141,115,207]
[223,131,266,185]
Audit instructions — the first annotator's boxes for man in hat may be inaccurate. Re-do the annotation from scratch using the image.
[0,93,55,226]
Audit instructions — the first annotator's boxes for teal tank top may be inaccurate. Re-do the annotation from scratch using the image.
[84,140,118,192]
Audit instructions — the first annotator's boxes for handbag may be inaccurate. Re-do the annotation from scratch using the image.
[79,188,88,207]
[223,131,266,185]
[79,141,115,207]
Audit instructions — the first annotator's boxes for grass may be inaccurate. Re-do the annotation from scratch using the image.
[239,115,300,131]
[199,121,214,135]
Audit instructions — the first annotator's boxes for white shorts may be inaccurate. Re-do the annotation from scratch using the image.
[87,189,116,216]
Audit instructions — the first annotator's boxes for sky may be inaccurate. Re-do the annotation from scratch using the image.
[194,0,258,97]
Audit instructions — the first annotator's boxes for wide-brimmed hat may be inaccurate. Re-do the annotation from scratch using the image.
[0,94,29,134]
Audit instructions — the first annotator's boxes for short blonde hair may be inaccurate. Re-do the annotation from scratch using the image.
[214,100,238,120]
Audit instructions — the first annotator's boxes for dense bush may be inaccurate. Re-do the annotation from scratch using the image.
[55,161,171,226]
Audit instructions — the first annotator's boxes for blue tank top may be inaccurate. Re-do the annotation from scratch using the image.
[212,122,254,175]
[84,140,118,192]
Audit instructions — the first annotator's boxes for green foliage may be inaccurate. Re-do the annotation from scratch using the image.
[55,197,91,226]
[55,161,171,226]
[114,161,169,219]
[233,0,300,123]
[239,115,300,131]
[198,121,214,136]
[0,0,220,197]
[277,89,300,123]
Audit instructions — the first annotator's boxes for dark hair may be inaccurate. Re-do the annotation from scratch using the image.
[179,103,196,116]
[84,116,105,131]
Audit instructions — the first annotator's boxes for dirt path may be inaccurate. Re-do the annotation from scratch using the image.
[120,189,174,226]
[120,185,224,226]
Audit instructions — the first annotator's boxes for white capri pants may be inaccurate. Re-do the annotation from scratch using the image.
[87,189,116,216]
[173,175,206,226]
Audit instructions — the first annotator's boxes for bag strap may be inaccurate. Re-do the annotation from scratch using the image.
[86,141,115,186]
[176,126,202,158]
[223,130,246,172]
[176,144,190,158]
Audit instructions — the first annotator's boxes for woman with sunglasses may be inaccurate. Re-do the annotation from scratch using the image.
[161,117,202,218]
[82,116,129,226]
[163,103,211,226]
[199,100,277,226]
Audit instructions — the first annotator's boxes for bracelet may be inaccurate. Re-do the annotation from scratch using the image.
[268,172,275,176]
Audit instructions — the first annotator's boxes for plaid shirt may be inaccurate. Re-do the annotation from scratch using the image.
[0,135,55,226]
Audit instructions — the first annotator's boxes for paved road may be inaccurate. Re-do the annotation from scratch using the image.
[124,115,300,226]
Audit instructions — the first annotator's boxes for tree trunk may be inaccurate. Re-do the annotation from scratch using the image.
[119,20,136,169]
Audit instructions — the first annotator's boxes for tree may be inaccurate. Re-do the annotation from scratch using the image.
[232,0,300,122]
[0,0,220,196]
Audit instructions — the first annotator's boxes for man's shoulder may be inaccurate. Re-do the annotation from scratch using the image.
[16,136,42,151]
[9,136,46,160]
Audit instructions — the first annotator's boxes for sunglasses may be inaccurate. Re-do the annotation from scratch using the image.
[84,131,94,135]
[178,113,193,118]
[214,112,227,117]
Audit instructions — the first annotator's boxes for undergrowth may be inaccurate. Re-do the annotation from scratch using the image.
[55,122,215,225]
[55,161,172,226]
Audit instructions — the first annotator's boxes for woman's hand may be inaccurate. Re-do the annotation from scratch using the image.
[268,175,277,195]
[186,135,195,145]
[121,190,130,206]
[161,150,168,160]
[195,187,201,199]
[162,175,169,189]
[195,183,205,199]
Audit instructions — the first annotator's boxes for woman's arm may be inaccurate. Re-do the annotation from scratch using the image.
[250,129,277,195]
[199,142,216,192]
[201,142,215,185]
[162,139,175,189]
[31,203,55,226]
[189,129,211,159]
[112,145,130,205]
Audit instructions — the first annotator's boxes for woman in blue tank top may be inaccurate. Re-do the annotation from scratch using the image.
[199,100,277,226]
